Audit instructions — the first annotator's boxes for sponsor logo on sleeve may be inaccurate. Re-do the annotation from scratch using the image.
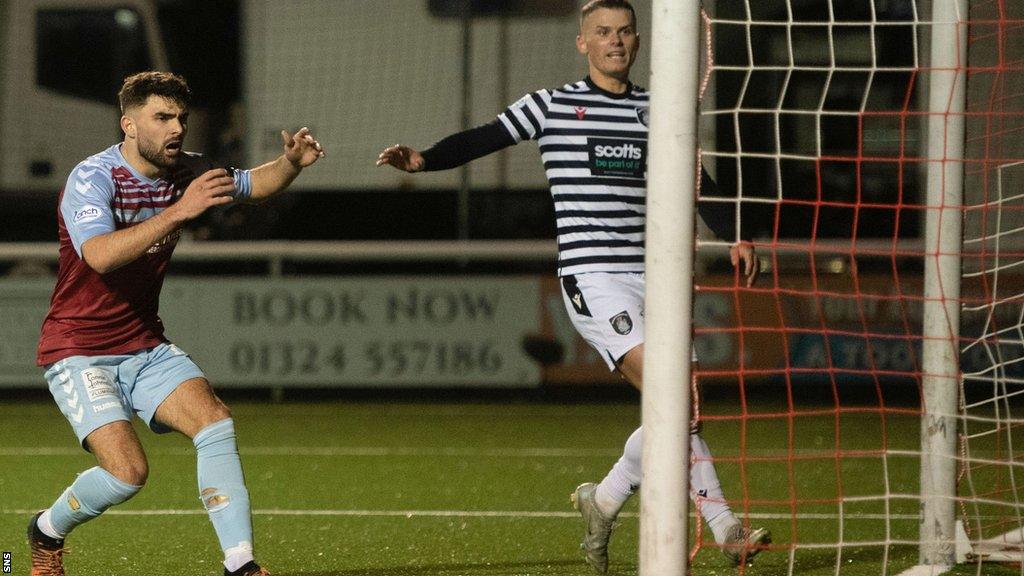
[73,206,103,224]
[587,138,646,178]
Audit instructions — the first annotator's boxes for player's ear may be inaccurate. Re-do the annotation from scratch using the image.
[576,33,588,55]
[120,115,135,139]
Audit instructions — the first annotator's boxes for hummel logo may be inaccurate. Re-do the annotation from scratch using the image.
[75,180,92,194]
[572,293,583,308]
[66,388,79,410]
[70,404,84,424]
[78,168,98,178]
[66,387,84,423]
[574,106,587,120]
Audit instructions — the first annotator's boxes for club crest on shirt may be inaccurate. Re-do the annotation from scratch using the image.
[574,106,587,120]
[610,311,633,335]
[636,107,649,127]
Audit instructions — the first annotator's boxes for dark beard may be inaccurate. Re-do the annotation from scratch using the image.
[138,139,178,170]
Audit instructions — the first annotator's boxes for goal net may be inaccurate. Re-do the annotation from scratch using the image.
[689,0,1024,573]
[956,0,1024,566]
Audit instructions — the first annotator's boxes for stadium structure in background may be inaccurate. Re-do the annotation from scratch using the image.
[663,0,1024,574]
[0,1,1019,572]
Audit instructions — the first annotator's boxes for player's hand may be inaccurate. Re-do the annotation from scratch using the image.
[170,169,236,222]
[729,241,760,287]
[283,127,325,168]
[376,145,425,172]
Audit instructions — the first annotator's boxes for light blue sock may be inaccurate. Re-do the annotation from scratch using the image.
[48,466,141,537]
[194,418,254,558]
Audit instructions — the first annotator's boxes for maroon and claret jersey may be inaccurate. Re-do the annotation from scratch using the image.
[37,144,252,366]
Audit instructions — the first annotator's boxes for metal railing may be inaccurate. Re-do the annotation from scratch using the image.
[0,238,945,277]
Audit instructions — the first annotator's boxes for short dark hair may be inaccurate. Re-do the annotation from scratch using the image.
[580,0,636,27]
[118,71,191,113]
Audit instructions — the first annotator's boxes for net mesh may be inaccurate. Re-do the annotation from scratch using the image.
[692,0,1024,572]
[957,0,1024,563]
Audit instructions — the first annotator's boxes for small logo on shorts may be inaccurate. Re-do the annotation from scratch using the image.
[561,276,592,317]
[92,401,120,413]
[610,311,633,335]
[67,492,81,511]
[81,368,117,402]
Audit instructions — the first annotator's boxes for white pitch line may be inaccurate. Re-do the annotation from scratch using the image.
[894,565,952,576]
[0,508,924,521]
[1,446,947,458]
[0,446,621,457]
[3,508,589,519]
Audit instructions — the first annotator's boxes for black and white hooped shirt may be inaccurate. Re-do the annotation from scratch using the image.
[418,76,739,278]
[498,78,651,277]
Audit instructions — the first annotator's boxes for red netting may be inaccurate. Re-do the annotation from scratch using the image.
[689,1,1024,572]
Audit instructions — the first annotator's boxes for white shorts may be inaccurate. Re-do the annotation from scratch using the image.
[560,272,647,370]
[561,272,699,371]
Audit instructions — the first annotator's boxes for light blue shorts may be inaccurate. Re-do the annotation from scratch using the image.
[43,343,206,450]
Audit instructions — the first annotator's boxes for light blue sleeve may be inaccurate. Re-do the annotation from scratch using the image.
[181,152,251,201]
[60,163,116,257]
[232,167,253,201]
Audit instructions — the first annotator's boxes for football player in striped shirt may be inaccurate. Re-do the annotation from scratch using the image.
[28,71,323,576]
[377,0,770,571]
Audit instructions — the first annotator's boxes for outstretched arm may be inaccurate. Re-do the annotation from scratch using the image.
[248,127,325,202]
[698,168,760,287]
[377,120,516,173]
[376,145,425,172]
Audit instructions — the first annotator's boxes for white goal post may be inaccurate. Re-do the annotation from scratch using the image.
[640,0,703,574]
[917,0,967,569]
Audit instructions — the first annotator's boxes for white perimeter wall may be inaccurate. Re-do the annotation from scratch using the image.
[243,0,654,190]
